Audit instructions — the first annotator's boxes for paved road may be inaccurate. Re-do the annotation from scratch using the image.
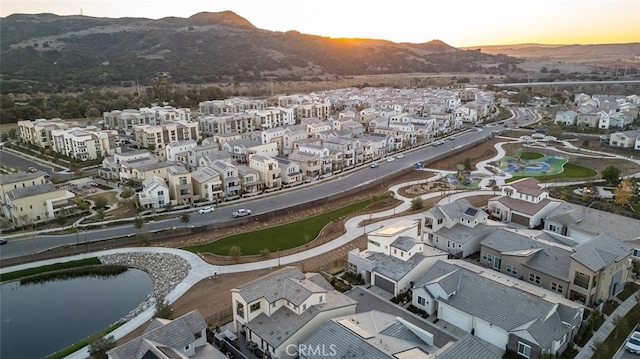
[0,128,493,259]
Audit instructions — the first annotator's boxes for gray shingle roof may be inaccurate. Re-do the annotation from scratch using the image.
[107,310,206,359]
[300,311,433,359]
[480,229,572,281]
[235,267,321,305]
[6,183,56,200]
[416,261,580,336]
[246,290,356,349]
[545,202,640,241]
[571,233,632,271]
[0,171,46,185]
[507,177,545,197]
[436,223,497,245]
[436,334,501,359]
[391,236,420,252]
[367,252,427,282]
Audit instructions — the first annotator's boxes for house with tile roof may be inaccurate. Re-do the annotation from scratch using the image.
[424,199,502,257]
[543,201,640,243]
[231,267,357,359]
[435,334,502,359]
[488,178,562,228]
[299,310,435,359]
[412,260,583,359]
[107,310,208,359]
[348,220,447,295]
[480,228,634,306]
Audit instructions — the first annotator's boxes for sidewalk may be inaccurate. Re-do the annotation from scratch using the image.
[575,289,640,359]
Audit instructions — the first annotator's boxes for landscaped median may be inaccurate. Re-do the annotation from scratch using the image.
[181,198,378,256]
[0,257,102,282]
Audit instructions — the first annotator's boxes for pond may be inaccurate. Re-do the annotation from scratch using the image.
[0,268,153,359]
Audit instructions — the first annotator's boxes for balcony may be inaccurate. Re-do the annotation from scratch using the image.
[573,278,589,290]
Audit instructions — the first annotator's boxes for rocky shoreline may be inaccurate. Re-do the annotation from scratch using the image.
[99,252,191,322]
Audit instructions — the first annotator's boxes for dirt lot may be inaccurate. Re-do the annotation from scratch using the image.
[119,135,639,344]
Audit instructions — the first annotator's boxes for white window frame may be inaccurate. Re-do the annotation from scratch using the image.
[517,342,531,358]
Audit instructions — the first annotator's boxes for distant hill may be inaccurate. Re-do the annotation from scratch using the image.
[461,43,640,66]
[0,11,518,93]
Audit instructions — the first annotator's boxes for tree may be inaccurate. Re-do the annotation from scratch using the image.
[133,216,146,243]
[411,197,424,210]
[164,202,173,212]
[180,213,191,228]
[87,334,116,359]
[94,196,108,209]
[96,208,106,225]
[259,248,271,258]
[154,297,173,319]
[601,165,621,185]
[614,178,634,205]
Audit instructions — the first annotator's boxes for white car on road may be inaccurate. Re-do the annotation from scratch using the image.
[626,327,640,354]
[386,157,395,162]
[198,206,215,214]
[396,154,404,159]
[232,209,252,218]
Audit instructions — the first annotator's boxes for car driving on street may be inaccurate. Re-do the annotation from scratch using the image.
[232,209,252,218]
[198,206,215,214]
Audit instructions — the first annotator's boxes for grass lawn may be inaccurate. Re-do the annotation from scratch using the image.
[182,199,373,256]
[592,301,640,359]
[507,163,598,183]
[85,191,119,205]
[519,151,545,160]
[0,258,101,283]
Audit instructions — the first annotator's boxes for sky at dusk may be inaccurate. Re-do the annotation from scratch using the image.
[2,0,639,47]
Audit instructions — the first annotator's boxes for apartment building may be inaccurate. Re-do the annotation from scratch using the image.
[50,127,118,160]
[132,121,200,157]
[17,119,69,149]
[4,183,75,226]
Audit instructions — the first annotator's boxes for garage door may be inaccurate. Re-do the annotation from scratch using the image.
[440,306,472,332]
[511,213,530,227]
[475,321,507,349]
[373,274,395,294]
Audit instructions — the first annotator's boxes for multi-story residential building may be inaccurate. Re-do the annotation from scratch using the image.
[543,201,640,244]
[186,143,220,170]
[554,110,578,126]
[274,157,303,187]
[0,171,49,209]
[98,149,154,181]
[4,183,75,226]
[479,228,634,306]
[132,121,200,157]
[221,139,279,163]
[166,165,193,205]
[348,220,447,295]
[190,166,223,203]
[302,117,332,135]
[237,165,262,196]
[323,137,358,168]
[488,177,562,228]
[282,125,310,155]
[288,151,322,179]
[423,199,499,257]
[608,130,640,149]
[17,119,69,149]
[412,259,583,359]
[127,161,175,187]
[297,144,332,174]
[199,98,267,116]
[300,310,438,359]
[137,175,170,209]
[247,107,295,129]
[199,113,257,136]
[50,127,119,160]
[165,139,197,163]
[209,160,241,198]
[249,154,281,190]
[103,106,191,133]
[576,113,600,128]
[231,267,357,359]
[107,310,207,359]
